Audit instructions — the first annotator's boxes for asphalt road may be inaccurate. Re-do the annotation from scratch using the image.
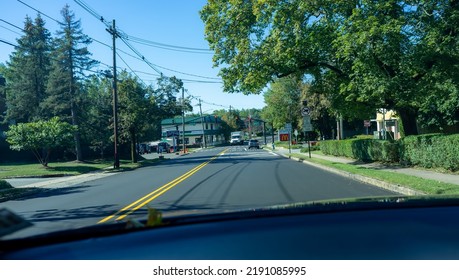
[1,146,395,239]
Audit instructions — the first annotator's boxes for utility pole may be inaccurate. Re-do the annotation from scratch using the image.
[198,98,207,148]
[107,19,120,169]
[181,87,186,153]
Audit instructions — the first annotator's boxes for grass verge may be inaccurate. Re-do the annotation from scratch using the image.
[0,158,163,202]
[290,153,459,195]
[0,158,161,179]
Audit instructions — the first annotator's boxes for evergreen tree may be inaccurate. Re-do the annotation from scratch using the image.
[4,15,51,123]
[43,5,97,161]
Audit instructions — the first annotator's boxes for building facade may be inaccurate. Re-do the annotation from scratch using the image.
[161,115,225,147]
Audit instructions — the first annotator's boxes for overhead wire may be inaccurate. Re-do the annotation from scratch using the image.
[16,0,63,25]
[72,0,221,83]
[12,0,222,86]
[124,34,213,54]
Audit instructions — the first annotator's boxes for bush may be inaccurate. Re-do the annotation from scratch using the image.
[0,180,13,190]
[400,134,459,171]
[320,139,399,162]
[300,145,320,153]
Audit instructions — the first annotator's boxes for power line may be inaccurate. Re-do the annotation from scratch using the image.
[118,35,163,75]
[0,25,22,36]
[124,35,213,54]
[72,0,221,82]
[73,0,109,26]
[0,19,24,32]
[116,52,149,87]
[0,38,18,48]
[14,0,222,84]
[16,0,62,24]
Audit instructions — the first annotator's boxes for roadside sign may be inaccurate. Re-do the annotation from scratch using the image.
[294,129,298,137]
[364,120,371,127]
[279,133,289,141]
[166,130,180,137]
[301,107,310,116]
[285,123,292,131]
[385,120,396,126]
[303,122,313,132]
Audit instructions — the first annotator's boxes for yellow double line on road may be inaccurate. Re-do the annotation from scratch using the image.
[98,149,227,224]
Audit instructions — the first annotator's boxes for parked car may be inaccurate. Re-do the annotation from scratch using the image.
[248,139,260,149]
[157,142,171,153]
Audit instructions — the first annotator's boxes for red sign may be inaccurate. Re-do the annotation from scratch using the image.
[280,134,289,141]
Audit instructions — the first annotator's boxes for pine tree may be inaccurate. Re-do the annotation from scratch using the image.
[4,15,51,123]
[43,5,97,161]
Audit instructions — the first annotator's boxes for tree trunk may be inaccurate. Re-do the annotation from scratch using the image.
[130,128,137,163]
[397,107,418,136]
[71,101,83,162]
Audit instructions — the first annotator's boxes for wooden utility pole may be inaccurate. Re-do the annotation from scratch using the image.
[181,87,186,153]
[108,19,119,168]
[198,98,207,148]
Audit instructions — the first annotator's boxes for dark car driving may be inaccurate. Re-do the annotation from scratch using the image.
[248,139,260,149]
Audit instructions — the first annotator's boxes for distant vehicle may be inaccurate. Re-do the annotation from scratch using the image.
[248,139,260,149]
[230,131,244,145]
[157,142,171,153]
[138,143,151,154]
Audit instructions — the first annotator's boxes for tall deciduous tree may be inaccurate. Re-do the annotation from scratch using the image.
[4,15,51,123]
[201,0,459,135]
[43,5,97,161]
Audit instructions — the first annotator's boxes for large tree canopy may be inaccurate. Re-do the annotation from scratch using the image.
[201,0,459,135]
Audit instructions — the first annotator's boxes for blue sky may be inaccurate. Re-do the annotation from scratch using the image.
[0,0,266,114]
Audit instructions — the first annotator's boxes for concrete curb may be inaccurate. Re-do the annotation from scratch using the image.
[277,152,425,196]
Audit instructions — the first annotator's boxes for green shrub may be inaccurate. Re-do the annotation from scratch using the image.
[0,180,13,190]
[321,139,399,162]
[400,134,459,171]
[300,145,320,153]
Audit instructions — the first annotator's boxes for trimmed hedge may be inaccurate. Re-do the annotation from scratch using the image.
[400,134,459,171]
[320,134,459,171]
[300,145,320,153]
[320,139,399,162]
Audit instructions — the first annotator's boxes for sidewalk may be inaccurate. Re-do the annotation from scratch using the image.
[269,146,459,186]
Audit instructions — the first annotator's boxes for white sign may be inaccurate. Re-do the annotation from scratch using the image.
[294,129,298,137]
[301,107,310,116]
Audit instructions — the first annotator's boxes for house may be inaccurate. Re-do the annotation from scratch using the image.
[371,109,400,140]
[161,115,225,147]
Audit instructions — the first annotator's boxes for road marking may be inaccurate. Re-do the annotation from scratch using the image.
[98,149,227,224]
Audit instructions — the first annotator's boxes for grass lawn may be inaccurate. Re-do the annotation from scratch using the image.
[0,158,160,179]
[290,153,459,195]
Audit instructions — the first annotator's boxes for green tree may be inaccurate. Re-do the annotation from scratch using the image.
[201,0,459,135]
[117,71,151,163]
[0,67,6,120]
[43,5,97,161]
[80,75,113,159]
[3,15,51,123]
[153,75,192,118]
[262,76,301,130]
[6,117,76,167]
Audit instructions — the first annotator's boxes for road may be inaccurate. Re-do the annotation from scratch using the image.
[1,146,396,239]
